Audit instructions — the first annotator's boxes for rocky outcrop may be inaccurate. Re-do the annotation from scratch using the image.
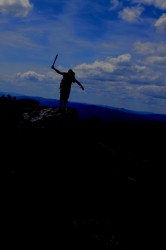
[22,106,80,129]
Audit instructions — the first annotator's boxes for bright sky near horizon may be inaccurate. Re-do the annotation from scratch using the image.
[0,0,166,114]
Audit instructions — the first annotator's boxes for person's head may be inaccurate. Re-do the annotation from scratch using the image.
[68,69,75,76]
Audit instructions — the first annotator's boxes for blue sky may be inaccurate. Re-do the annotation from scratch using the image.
[0,0,166,114]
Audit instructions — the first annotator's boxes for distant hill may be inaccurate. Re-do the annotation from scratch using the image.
[1,91,166,123]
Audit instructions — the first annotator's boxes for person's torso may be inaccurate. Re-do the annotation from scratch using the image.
[60,73,76,88]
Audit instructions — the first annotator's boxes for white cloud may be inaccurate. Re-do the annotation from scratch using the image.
[133,41,166,55]
[74,54,165,87]
[118,6,144,23]
[109,0,122,11]
[0,0,33,17]
[145,55,166,65]
[74,61,116,77]
[154,13,166,32]
[128,67,164,84]
[131,0,166,10]
[133,65,147,72]
[17,71,46,81]
[74,54,131,78]
[108,54,132,64]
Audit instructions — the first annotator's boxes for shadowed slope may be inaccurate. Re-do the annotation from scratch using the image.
[1,96,165,249]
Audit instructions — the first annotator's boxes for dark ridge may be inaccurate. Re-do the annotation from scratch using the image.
[1,91,166,122]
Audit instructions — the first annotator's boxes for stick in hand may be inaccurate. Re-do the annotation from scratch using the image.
[52,54,58,68]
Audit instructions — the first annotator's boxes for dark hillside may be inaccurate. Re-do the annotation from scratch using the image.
[1,95,165,249]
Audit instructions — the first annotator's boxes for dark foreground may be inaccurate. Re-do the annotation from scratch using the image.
[1,100,166,249]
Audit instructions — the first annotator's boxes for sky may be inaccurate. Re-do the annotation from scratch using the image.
[0,0,166,114]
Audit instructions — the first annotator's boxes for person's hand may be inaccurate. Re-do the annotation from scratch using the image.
[81,86,84,90]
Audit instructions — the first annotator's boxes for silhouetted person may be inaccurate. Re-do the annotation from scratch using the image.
[51,65,84,110]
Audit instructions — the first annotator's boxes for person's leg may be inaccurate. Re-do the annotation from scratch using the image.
[59,91,63,109]
[64,91,70,110]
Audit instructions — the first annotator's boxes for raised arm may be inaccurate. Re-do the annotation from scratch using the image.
[75,79,84,90]
[51,65,63,75]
